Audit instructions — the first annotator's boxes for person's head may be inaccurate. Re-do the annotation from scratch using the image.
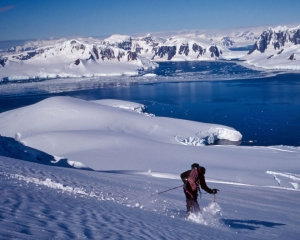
[191,163,200,169]
[198,166,206,175]
[191,163,206,174]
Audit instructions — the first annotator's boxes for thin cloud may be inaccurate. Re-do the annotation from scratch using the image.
[0,5,16,13]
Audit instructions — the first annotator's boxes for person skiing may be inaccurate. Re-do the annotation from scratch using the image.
[180,163,219,214]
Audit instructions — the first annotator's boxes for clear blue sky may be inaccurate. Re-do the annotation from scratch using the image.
[1,0,300,41]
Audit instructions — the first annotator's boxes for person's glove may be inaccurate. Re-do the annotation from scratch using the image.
[212,189,219,194]
[182,178,188,186]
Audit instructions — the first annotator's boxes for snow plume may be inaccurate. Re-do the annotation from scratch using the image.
[187,202,222,227]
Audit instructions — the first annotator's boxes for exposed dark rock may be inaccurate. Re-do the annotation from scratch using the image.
[267,54,274,59]
[8,47,50,61]
[192,43,206,58]
[92,45,99,59]
[0,57,7,67]
[71,43,86,52]
[248,43,258,55]
[277,49,284,54]
[248,27,300,54]
[248,31,269,54]
[272,31,287,50]
[87,52,96,61]
[103,38,133,51]
[117,51,125,61]
[290,29,300,44]
[288,53,296,60]
[209,46,220,57]
[179,44,189,56]
[74,59,81,65]
[12,51,37,60]
[100,48,115,61]
[117,38,132,51]
[153,46,176,60]
[273,41,281,50]
[134,43,143,54]
[127,51,137,61]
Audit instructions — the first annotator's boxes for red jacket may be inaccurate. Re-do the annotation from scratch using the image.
[180,170,213,195]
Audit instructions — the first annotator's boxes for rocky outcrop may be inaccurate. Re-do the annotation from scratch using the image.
[288,53,296,60]
[289,29,300,44]
[74,59,81,66]
[192,43,206,57]
[134,43,143,54]
[103,34,223,61]
[99,47,115,61]
[152,46,177,60]
[179,44,189,56]
[127,51,137,61]
[209,46,221,57]
[92,46,99,59]
[0,57,7,67]
[277,49,284,54]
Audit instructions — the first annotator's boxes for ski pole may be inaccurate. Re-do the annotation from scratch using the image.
[213,189,219,202]
[151,185,183,196]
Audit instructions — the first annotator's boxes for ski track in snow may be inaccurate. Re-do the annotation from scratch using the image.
[1,156,300,239]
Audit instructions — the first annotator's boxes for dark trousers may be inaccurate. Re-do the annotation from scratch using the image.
[183,188,200,213]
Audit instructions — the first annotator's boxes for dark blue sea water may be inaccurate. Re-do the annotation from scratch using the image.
[1,61,300,146]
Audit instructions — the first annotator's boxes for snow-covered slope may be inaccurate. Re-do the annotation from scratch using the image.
[1,154,299,239]
[242,26,300,70]
[0,96,299,189]
[0,96,299,239]
[0,97,243,173]
[0,39,157,81]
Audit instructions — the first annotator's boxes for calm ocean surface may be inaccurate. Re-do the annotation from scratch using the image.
[1,61,300,146]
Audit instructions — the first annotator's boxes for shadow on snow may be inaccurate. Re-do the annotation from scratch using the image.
[223,219,285,230]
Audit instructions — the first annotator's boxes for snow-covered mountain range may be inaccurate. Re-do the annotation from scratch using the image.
[1,25,300,81]
[0,39,156,80]
[0,34,231,81]
[242,26,300,70]
[103,34,224,61]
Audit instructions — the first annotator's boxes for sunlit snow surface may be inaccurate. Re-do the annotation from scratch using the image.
[1,155,300,239]
[0,96,299,239]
